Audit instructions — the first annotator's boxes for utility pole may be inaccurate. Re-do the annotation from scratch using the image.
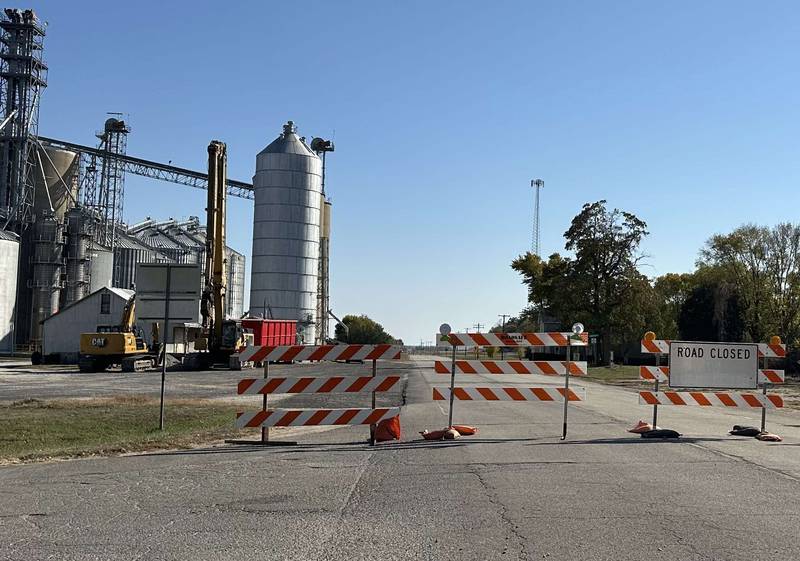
[498,314,510,359]
[531,179,544,256]
[473,323,484,359]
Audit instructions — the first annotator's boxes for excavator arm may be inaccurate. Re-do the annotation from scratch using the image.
[120,295,136,332]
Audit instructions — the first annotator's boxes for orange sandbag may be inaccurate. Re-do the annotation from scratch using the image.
[628,420,654,434]
[452,425,478,436]
[420,429,447,440]
[756,432,782,442]
[443,428,461,440]
[375,416,401,442]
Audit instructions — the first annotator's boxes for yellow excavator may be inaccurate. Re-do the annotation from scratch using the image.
[78,295,160,373]
[183,140,246,370]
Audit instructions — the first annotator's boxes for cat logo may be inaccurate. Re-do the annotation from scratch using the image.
[91,337,107,348]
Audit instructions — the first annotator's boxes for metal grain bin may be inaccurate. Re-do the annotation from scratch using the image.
[250,121,321,343]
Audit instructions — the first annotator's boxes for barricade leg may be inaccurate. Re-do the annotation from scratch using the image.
[370,359,377,446]
[653,352,661,428]
[262,361,269,444]
[447,344,457,428]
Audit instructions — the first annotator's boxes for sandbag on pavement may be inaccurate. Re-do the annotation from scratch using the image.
[755,432,783,442]
[729,425,761,437]
[640,429,681,439]
[628,420,655,434]
[451,425,478,436]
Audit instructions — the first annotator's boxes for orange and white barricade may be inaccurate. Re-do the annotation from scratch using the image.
[433,386,586,402]
[236,407,401,428]
[434,359,587,376]
[436,329,590,439]
[639,365,784,385]
[641,340,786,360]
[238,343,401,364]
[639,390,783,409]
[638,334,787,434]
[232,344,403,446]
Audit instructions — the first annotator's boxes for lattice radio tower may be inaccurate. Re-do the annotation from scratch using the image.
[530,179,543,256]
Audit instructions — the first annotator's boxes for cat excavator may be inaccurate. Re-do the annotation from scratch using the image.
[183,141,246,370]
[78,295,160,373]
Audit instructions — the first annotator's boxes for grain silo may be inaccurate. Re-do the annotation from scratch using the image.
[226,247,245,319]
[250,121,321,343]
[0,229,19,353]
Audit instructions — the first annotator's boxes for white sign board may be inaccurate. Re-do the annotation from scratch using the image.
[668,341,758,389]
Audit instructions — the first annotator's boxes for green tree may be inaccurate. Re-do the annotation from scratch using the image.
[699,223,800,344]
[764,224,800,345]
[653,273,698,339]
[334,314,397,344]
[511,201,649,364]
[700,225,770,342]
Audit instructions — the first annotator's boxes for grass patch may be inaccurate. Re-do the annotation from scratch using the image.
[586,365,641,387]
[0,396,248,464]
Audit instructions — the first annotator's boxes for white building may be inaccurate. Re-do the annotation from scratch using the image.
[42,286,134,363]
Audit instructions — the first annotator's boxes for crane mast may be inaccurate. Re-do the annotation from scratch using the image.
[203,140,228,351]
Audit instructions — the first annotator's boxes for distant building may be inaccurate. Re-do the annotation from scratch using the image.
[42,286,134,363]
[126,217,245,319]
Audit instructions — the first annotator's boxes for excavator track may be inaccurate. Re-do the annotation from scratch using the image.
[121,355,156,373]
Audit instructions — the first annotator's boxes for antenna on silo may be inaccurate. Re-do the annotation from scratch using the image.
[530,179,544,256]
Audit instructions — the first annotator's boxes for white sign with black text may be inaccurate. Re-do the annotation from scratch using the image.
[668,341,758,389]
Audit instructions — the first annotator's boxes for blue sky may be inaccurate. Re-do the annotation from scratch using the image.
[30,1,800,343]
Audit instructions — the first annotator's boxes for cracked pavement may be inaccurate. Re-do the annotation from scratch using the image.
[2,357,800,560]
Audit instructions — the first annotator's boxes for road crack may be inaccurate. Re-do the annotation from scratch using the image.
[471,466,529,560]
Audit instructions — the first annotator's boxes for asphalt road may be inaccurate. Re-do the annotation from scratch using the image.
[2,356,799,560]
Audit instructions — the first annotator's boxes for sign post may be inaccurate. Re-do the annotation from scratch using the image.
[158,264,172,431]
[561,323,583,440]
[439,323,456,428]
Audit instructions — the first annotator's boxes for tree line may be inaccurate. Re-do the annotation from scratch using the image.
[500,200,800,365]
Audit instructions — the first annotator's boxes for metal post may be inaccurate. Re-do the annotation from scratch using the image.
[159,265,171,431]
[652,352,660,428]
[499,314,508,360]
[261,359,269,443]
[760,355,767,433]
[370,359,377,446]
[447,343,457,428]
[561,341,571,440]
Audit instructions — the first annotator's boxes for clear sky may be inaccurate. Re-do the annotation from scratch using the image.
[29,1,800,343]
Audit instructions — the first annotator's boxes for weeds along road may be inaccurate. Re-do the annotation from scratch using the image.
[1,357,799,560]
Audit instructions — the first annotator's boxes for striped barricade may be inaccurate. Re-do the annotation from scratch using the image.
[437,329,591,438]
[639,390,783,409]
[448,332,588,347]
[641,339,786,359]
[232,343,404,446]
[236,407,401,428]
[639,365,784,385]
[637,335,787,435]
[237,344,402,364]
[434,359,587,376]
[433,386,586,402]
[238,375,400,395]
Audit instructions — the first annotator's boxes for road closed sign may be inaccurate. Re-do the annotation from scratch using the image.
[669,341,758,389]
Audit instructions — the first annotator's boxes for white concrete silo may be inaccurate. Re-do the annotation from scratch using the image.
[250,121,321,343]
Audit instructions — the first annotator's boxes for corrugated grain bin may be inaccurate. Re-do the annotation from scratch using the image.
[250,121,321,344]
